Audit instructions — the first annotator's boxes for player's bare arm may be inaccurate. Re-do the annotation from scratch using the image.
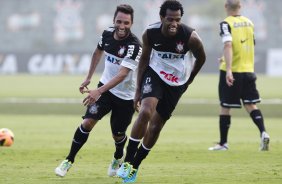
[223,41,234,86]
[83,67,131,106]
[134,30,152,111]
[79,48,103,93]
[187,31,206,84]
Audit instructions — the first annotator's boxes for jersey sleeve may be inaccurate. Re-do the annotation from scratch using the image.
[219,21,232,43]
[97,31,106,50]
[121,44,142,71]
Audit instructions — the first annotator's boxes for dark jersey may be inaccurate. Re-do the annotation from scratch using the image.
[146,22,195,86]
[97,27,142,100]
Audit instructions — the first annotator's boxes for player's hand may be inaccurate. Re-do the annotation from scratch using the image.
[79,79,91,94]
[82,89,101,106]
[226,70,234,87]
[218,56,224,63]
[134,91,141,112]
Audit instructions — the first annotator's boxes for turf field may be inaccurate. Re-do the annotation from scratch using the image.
[0,74,282,184]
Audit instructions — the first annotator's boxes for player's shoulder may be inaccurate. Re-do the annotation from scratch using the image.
[147,22,162,30]
[220,17,231,30]
[102,26,115,36]
[222,15,237,25]
[223,15,253,27]
[180,23,195,33]
[240,16,254,25]
[145,22,161,38]
[128,32,142,46]
[220,20,229,30]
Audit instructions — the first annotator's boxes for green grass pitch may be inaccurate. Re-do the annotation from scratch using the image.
[0,74,281,183]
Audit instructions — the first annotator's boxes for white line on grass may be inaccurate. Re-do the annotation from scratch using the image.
[1,98,282,104]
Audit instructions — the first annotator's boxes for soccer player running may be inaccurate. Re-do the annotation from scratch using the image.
[55,4,142,177]
[209,0,270,151]
[117,0,206,183]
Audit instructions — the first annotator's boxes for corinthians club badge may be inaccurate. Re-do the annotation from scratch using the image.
[118,46,126,57]
[176,41,184,53]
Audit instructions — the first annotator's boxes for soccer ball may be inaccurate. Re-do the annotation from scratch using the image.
[0,128,14,147]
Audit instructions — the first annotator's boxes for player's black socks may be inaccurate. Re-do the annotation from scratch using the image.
[132,143,150,169]
[250,109,265,134]
[219,115,231,145]
[124,137,141,163]
[66,124,89,163]
[114,135,127,159]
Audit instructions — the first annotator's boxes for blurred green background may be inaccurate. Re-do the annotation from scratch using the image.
[0,74,281,117]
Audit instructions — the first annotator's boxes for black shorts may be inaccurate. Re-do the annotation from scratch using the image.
[140,67,189,121]
[83,82,135,136]
[219,70,261,108]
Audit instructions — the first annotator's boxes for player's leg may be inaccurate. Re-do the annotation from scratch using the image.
[67,93,111,162]
[131,111,165,169]
[55,86,112,177]
[129,81,185,171]
[121,81,188,183]
[244,103,265,133]
[209,71,241,151]
[55,118,98,177]
[120,111,165,183]
[244,103,270,151]
[119,67,162,173]
[117,96,158,179]
[66,118,97,163]
[107,134,127,177]
[210,107,231,150]
[107,96,134,177]
[242,73,269,150]
[126,97,158,161]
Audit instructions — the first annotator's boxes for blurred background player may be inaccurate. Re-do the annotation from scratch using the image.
[55,4,142,177]
[209,0,270,151]
[116,0,206,183]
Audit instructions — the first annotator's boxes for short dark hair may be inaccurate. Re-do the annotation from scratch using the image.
[159,0,184,17]
[114,4,134,23]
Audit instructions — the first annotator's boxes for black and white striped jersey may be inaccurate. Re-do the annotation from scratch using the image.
[146,22,195,86]
[97,27,142,100]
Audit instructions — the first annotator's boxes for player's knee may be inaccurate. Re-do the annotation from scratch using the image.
[139,108,154,120]
[82,119,97,131]
[112,134,125,142]
[244,103,257,113]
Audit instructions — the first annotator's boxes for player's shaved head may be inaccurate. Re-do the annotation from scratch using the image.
[225,0,241,11]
